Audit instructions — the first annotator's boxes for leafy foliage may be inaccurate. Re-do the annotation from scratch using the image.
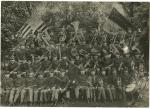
[1,1,33,58]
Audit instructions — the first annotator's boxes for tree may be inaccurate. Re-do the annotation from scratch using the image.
[122,2,149,71]
[1,1,34,60]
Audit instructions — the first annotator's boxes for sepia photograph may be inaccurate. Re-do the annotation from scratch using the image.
[1,1,149,107]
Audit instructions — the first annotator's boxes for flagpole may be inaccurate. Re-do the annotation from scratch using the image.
[58,44,61,60]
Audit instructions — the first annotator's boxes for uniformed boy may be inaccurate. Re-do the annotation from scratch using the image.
[45,71,57,104]
[7,58,18,72]
[116,76,123,100]
[38,73,47,105]
[2,73,14,105]
[20,72,27,105]
[88,70,97,102]
[13,74,25,105]
[24,73,35,105]
[59,71,70,103]
[75,70,90,102]
[8,72,17,106]
[97,70,107,103]
[110,68,118,102]
[106,84,113,102]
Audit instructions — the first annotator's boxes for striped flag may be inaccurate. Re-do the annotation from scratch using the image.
[108,8,132,31]
[14,3,52,50]
[33,22,51,46]
[35,22,47,33]
[21,24,32,38]
[19,19,49,38]
[16,20,50,50]
[103,3,130,34]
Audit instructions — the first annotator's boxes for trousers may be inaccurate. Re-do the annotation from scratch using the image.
[75,86,90,99]
[9,88,15,104]
[98,87,106,101]
[20,88,33,103]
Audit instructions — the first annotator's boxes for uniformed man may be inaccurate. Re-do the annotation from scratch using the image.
[15,45,26,61]
[116,76,124,101]
[17,59,31,73]
[51,56,59,69]
[59,71,70,103]
[110,84,116,102]
[45,71,57,104]
[59,57,69,70]
[122,67,132,86]
[39,57,51,73]
[110,68,117,102]
[24,72,35,105]
[74,55,81,66]
[75,70,90,102]
[7,58,18,72]
[20,72,27,105]
[13,73,26,105]
[8,72,17,105]
[70,46,79,58]
[2,73,14,105]
[97,70,107,103]
[88,70,97,102]
[38,73,47,105]
[59,43,68,59]
[139,63,145,77]
[49,70,65,106]
[106,84,113,102]
[33,74,40,105]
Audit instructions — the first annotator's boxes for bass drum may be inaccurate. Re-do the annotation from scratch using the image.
[125,83,136,93]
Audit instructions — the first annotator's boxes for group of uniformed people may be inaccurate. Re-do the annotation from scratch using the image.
[1,56,145,106]
[1,19,147,106]
[2,68,70,106]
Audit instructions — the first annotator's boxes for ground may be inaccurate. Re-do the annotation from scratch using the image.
[2,99,148,107]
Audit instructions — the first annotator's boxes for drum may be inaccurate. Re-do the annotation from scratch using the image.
[125,83,136,93]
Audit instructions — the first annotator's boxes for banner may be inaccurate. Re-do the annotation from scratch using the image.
[108,8,132,31]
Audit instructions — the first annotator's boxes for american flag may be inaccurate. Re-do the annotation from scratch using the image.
[19,20,48,38]
[15,17,50,50]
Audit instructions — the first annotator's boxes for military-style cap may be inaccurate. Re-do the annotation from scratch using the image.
[59,69,64,72]
[12,71,18,74]
[91,70,96,74]
[37,74,43,78]
[48,68,52,72]
[62,56,67,59]
[29,72,34,77]
[97,53,101,56]
[102,49,108,53]
[85,68,89,72]
[5,74,10,78]
[54,69,59,73]
[91,48,98,55]
[22,72,26,75]
[105,54,111,59]
[10,58,15,61]
[49,71,54,74]
[101,70,106,75]
[17,74,22,77]
[61,71,66,75]
[91,68,96,72]
[81,69,85,73]
[44,70,49,73]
